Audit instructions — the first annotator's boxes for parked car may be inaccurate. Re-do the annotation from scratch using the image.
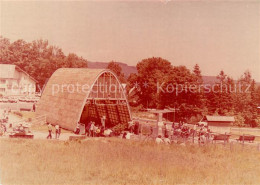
[8,97,18,103]
[19,97,27,102]
[2,97,9,103]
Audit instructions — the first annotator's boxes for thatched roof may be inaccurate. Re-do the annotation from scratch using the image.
[36,68,131,131]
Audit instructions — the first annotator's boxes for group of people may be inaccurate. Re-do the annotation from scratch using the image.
[85,121,102,137]
[155,135,171,144]
[47,123,61,139]
[0,108,11,135]
[155,122,212,144]
[0,108,10,123]
[74,121,113,137]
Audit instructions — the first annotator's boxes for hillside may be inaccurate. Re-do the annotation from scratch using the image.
[88,61,259,85]
[88,61,137,77]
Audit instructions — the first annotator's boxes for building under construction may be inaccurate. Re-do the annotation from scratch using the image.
[36,68,132,131]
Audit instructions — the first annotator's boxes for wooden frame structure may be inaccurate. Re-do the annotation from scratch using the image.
[36,68,131,131]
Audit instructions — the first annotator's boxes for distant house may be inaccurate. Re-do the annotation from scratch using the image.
[199,115,235,133]
[0,64,37,96]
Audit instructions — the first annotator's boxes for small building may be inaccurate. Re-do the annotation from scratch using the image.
[36,68,132,131]
[0,64,37,96]
[200,115,235,133]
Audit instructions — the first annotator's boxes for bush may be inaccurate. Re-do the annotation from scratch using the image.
[13,111,23,117]
[233,114,246,127]
[112,124,127,135]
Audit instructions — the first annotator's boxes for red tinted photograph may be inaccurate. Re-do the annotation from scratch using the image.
[0,0,260,184]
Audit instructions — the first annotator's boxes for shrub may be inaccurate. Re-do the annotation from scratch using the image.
[13,111,23,117]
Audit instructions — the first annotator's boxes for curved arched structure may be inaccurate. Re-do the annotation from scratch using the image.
[36,68,131,131]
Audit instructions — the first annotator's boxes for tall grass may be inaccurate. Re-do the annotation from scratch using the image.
[0,138,260,185]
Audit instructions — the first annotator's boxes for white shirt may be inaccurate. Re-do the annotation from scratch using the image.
[155,137,163,144]
[90,123,95,131]
[104,129,112,136]
[126,133,132,139]
[164,138,171,144]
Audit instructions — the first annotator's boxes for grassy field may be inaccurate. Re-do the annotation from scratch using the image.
[0,138,260,185]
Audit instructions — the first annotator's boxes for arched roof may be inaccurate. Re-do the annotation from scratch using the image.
[36,68,131,131]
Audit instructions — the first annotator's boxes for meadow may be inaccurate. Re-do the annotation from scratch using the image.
[0,138,260,185]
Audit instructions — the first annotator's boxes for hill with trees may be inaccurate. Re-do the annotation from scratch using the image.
[1,36,259,127]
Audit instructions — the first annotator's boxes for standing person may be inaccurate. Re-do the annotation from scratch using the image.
[134,120,140,135]
[90,121,95,137]
[47,123,52,139]
[55,124,59,139]
[58,126,61,139]
[86,121,92,136]
[128,120,134,133]
[32,103,36,112]
[75,123,80,134]
[101,116,106,128]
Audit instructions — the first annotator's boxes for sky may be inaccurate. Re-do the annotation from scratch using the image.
[1,1,260,81]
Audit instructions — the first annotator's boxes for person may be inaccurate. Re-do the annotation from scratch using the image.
[100,126,105,137]
[164,136,171,144]
[33,103,36,112]
[86,121,92,136]
[101,116,106,128]
[47,123,52,139]
[122,132,127,139]
[104,128,113,137]
[134,120,140,135]
[95,126,101,137]
[90,121,95,137]
[128,120,134,133]
[58,126,61,138]
[155,135,163,144]
[55,124,60,139]
[75,123,80,134]
[18,123,24,132]
[126,132,132,139]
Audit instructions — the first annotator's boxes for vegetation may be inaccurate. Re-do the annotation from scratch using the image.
[0,36,88,88]
[0,138,259,185]
[107,61,126,83]
[127,57,260,127]
[1,36,260,127]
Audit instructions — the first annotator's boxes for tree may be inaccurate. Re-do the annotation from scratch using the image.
[107,61,126,83]
[128,57,173,108]
[161,65,202,120]
[0,36,88,88]
[193,64,203,84]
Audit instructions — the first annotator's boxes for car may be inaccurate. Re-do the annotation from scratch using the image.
[2,97,9,103]
[8,97,18,103]
[18,97,24,102]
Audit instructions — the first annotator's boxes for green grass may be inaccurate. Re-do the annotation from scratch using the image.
[0,138,260,185]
